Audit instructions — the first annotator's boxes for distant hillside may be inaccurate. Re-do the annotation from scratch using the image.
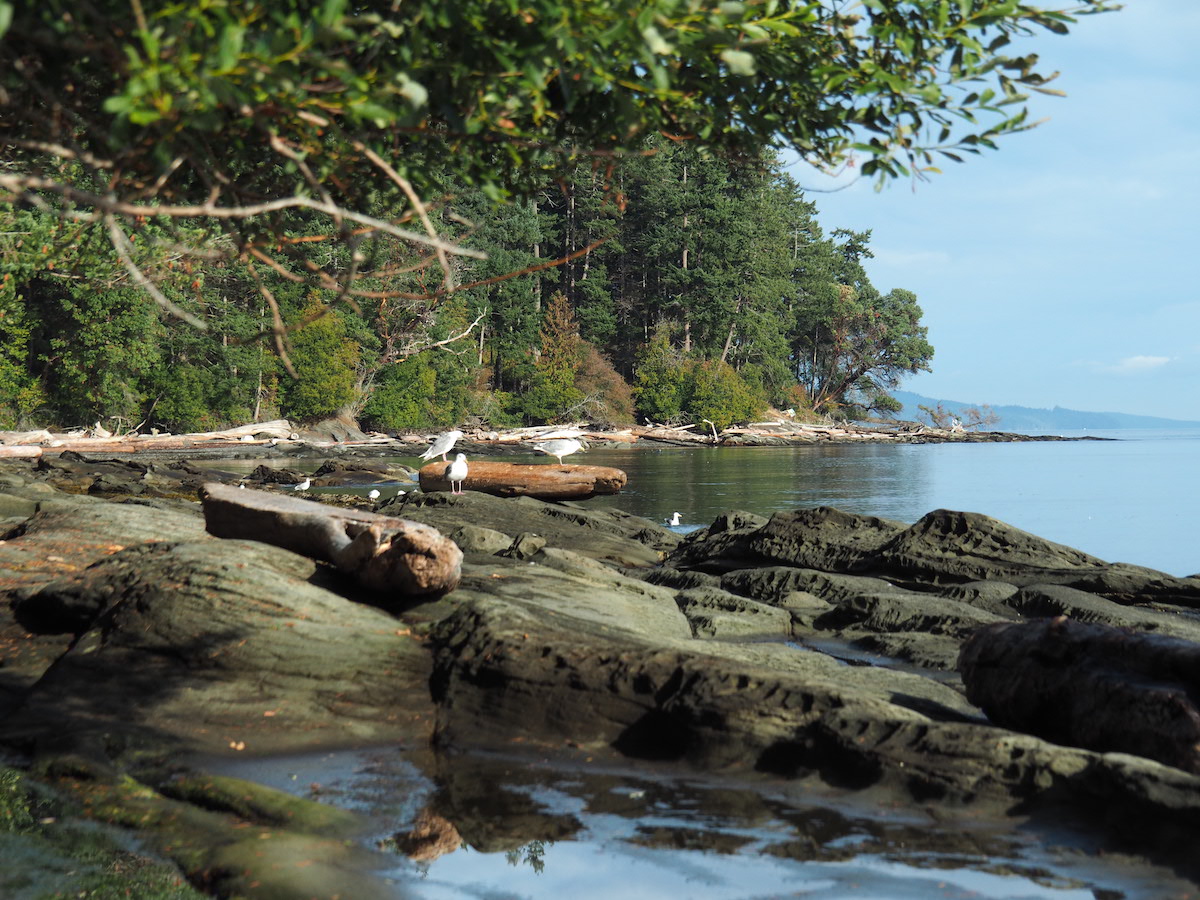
[891,391,1200,433]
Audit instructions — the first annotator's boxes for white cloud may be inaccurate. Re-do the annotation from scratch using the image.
[1106,355,1171,375]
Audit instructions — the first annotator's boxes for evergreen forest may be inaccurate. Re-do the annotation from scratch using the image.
[2,0,1113,435]
[0,141,934,433]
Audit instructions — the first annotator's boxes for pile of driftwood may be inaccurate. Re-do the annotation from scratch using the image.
[0,420,310,457]
[0,414,953,460]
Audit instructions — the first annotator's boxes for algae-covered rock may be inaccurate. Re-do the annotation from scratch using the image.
[32,756,395,900]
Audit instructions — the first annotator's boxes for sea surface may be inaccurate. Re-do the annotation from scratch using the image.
[578,428,1199,578]
[208,429,1200,898]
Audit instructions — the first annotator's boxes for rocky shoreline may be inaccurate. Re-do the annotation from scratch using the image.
[2,440,1197,898]
[0,413,1108,463]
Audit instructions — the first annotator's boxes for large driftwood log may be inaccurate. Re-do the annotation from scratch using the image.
[958,617,1200,774]
[200,482,461,597]
[0,445,43,458]
[418,460,626,499]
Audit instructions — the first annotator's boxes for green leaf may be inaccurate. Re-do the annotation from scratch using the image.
[102,94,133,115]
[0,2,12,39]
[720,49,756,76]
[318,0,348,28]
[395,73,428,108]
[217,24,245,71]
[129,108,162,125]
[642,25,672,55]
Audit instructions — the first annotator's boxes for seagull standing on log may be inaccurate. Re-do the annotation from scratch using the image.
[447,453,469,495]
[420,429,464,462]
[531,437,587,465]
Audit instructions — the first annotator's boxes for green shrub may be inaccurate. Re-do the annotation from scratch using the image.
[280,301,360,421]
[633,327,688,423]
[684,359,765,429]
[361,358,438,430]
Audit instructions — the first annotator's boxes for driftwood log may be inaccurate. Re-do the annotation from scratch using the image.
[0,446,43,458]
[200,482,462,597]
[418,460,627,499]
[958,616,1200,774]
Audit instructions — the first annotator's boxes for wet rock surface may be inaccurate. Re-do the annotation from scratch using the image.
[3,451,1200,896]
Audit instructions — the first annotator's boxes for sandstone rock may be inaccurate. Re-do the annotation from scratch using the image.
[667,507,905,574]
[6,537,437,758]
[7,450,1200,892]
[959,617,1200,775]
[445,523,513,555]
[389,491,678,568]
[673,586,794,640]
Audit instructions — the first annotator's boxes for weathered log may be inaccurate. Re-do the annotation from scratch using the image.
[958,617,1200,774]
[0,429,55,445]
[417,460,626,499]
[0,445,43,458]
[199,482,461,597]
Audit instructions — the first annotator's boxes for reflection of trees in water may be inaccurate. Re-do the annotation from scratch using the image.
[505,839,550,875]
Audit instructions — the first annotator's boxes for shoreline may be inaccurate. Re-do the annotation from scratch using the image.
[0,417,1112,463]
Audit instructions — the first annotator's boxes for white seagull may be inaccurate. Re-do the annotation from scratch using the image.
[446,453,469,495]
[419,429,464,462]
[292,478,311,491]
[668,512,681,526]
[368,489,381,500]
[531,437,587,465]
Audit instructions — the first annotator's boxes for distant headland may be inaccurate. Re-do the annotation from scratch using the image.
[893,390,1200,434]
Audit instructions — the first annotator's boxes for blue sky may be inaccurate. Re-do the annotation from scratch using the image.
[787,0,1200,422]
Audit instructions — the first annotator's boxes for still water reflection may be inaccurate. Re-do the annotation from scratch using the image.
[211,746,1189,900]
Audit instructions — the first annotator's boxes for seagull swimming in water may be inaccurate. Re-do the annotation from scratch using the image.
[668,512,681,526]
[531,437,587,464]
[419,429,464,462]
[446,453,468,495]
[292,478,311,491]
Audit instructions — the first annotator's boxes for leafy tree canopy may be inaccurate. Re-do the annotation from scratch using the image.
[0,0,1116,334]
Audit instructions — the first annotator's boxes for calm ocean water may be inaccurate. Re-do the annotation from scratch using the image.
[582,428,1200,578]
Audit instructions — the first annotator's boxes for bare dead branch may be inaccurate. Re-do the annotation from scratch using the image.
[4,139,114,170]
[269,132,338,216]
[355,142,456,294]
[105,215,208,329]
[455,236,610,293]
[139,155,186,200]
[0,172,487,259]
[409,311,486,357]
[245,261,297,377]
